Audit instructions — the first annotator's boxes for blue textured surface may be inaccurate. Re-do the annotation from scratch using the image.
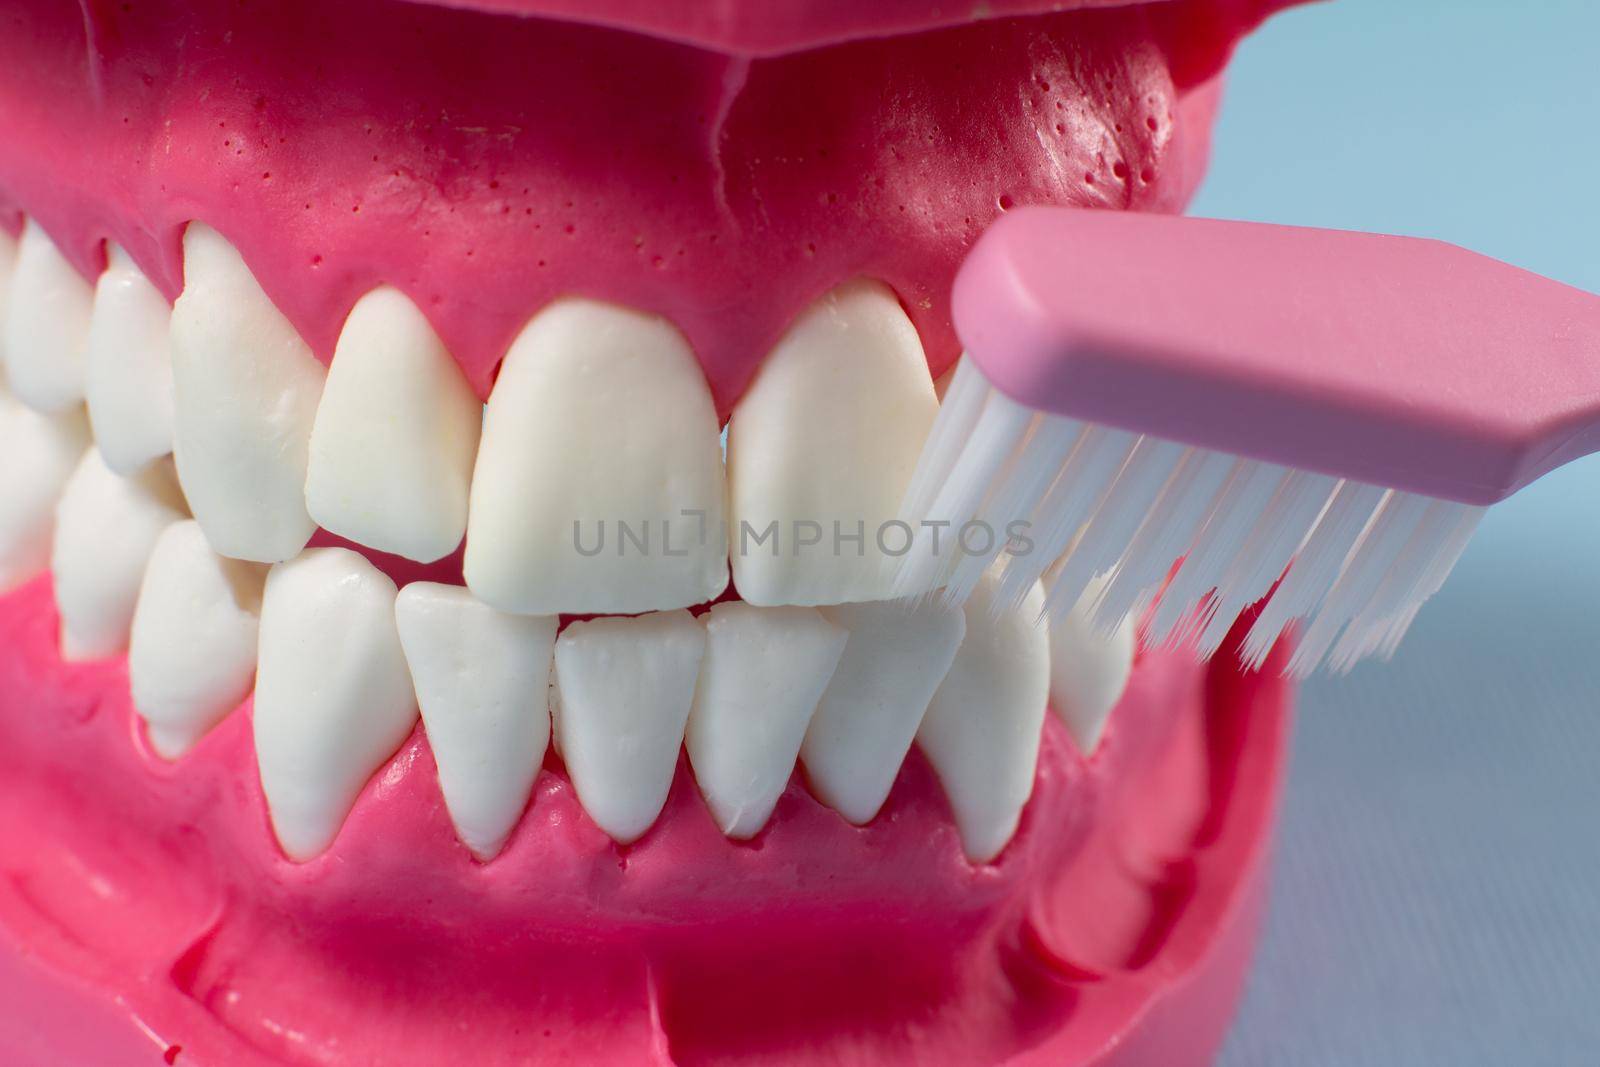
[1190,2,1600,1063]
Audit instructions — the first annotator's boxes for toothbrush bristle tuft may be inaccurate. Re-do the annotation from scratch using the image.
[895,357,1486,676]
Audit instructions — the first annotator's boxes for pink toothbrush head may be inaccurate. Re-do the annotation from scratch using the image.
[896,206,1600,674]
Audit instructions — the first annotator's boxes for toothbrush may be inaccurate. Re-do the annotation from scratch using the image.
[894,206,1600,675]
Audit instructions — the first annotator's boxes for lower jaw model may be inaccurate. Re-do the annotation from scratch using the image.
[0,1,1302,1063]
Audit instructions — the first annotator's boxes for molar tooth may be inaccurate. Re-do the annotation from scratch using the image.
[254,548,417,861]
[395,583,556,860]
[51,449,186,661]
[0,390,89,592]
[800,597,967,825]
[129,521,267,758]
[85,245,176,476]
[465,299,727,615]
[917,569,1051,863]
[1046,574,1135,755]
[551,610,705,843]
[307,289,481,563]
[726,280,939,606]
[685,603,847,838]
[2,220,94,414]
[169,224,325,564]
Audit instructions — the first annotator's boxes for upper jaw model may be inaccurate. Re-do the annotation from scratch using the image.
[0,1,1299,1064]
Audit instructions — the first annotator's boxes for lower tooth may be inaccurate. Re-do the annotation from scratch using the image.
[0,391,89,593]
[800,597,967,825]
[254,548,418,861]
[51,449,186,661]
[917,569,1051,863]
[395,583,557,860]
[1045,573,1135,755]
[551,610,705,844]
[685,603,847,839]
[129,521,267,758]
[1,220,93,415]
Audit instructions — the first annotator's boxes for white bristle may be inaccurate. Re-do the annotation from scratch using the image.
[1239,479,1389,669]
[1147,459,1287,647]
[939,414,1084,604]
[993,424,1139,611]
[1040,436,1187,619]
[893,382,1035,598]
[895,356,1487,675]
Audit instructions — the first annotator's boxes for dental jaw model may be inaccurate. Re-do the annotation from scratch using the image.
[0,2,1301,1064]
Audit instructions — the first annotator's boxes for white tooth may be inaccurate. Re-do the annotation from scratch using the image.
[800,597,967,825]
[917,569,1051,863]
[395,583,556,860]
[0,390,89,592]
[85,245,176,476]
[0,226,16,322]
[1046,574,1135,755]
[2,220,94,414]
[727,280,939,607]
[129,521,267,758]
[254,548,417,861]
[51,449,186,661]
[465,299,727,615]
[551,610,705,843]
[169,224,325,564]
[685,603,847,838]
[307,289,481,563]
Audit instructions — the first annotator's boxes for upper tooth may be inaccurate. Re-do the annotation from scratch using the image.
[465,299,728,615]
[685,603,847,838]
[800,597,967,825]
[551,609,705,843]
[726,280,938,607]
[2,220,94,414]
[0,389,89,592]
[51,449,186,661]
[917,568,1051,863]
[395,583,556,860]
[0,226,15,322]
[85,245,176,476]
[129,521,267,758]
[306,289,481,563]
[169,224,326,564]
[1046,573,1135,755]
[254,548,418,861]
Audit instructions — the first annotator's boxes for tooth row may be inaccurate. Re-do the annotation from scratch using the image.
[4,222,947,610]
[0,218,1136,866]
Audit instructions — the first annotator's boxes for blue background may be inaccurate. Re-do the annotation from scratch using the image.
[1189,1,1600,1063]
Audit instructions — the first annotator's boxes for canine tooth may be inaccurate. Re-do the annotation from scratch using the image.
[800,598,966,824]
[552,610,705,843]
[395,583,557,860]
[465,299,727,616]
[0,391,89,592]
[1046,574,1135,755]
[169,224,325,564]
[2,220,94,414]
[917,569,1050,863]
[307,289,481,563]
[129,521,267,758]
[726,280,939,606]
[685,603,847,838]
[52,450,186,661]
[254,548,417,860]
[85,245,176,476]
